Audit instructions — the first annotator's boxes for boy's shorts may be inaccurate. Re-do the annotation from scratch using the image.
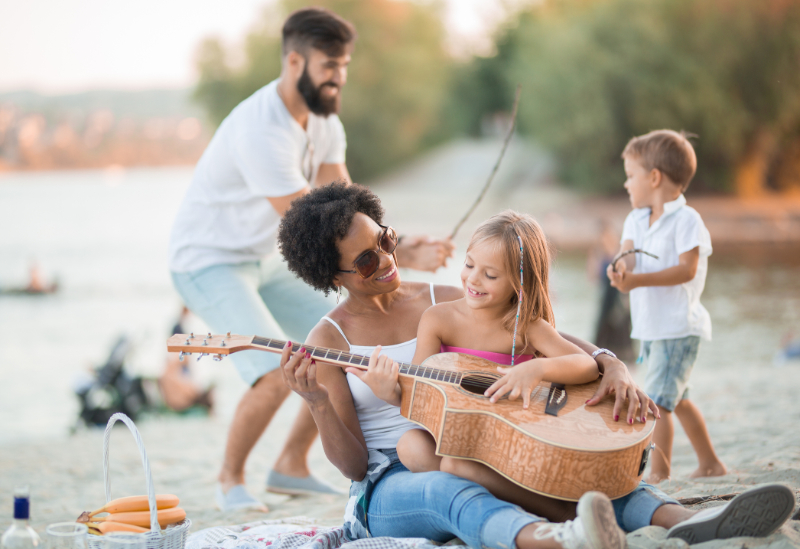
[640,336,701,412]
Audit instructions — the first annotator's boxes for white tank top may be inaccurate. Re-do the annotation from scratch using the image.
[321,283,436,450]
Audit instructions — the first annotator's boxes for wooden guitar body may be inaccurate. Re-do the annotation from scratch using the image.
[398,353,655,501]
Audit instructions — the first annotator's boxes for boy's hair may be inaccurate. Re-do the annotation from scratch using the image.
[468,211,554,355]
[282,8,356,58]
[622,130,697,191]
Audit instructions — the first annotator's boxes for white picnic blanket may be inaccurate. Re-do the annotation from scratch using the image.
[186,517,468,549]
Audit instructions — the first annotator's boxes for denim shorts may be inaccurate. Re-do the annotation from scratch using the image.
[640,336,701,412]
[171,256,335,386]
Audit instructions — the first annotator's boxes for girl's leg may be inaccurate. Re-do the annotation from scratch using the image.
[674,399,727,478]
[440,457,577,522]
[646,405,674,483]
[396,429,442,472]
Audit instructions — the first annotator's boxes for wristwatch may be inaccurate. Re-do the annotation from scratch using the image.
[591,348,617,360]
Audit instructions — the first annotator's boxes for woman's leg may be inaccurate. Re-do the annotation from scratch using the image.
[396,429,442,473]
[439,457,577,522]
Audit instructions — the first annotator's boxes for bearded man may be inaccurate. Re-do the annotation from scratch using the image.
[168,7,454,511]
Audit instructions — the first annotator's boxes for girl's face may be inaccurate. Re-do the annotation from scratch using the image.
[461,239,516,311]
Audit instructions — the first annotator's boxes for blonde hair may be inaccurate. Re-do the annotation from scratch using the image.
[468,210,554,354]
[622,129,698,191]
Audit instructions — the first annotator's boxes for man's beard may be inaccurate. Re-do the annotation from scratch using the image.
[297,64,340,117]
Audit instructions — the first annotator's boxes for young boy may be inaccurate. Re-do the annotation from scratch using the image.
[608,129,727,483]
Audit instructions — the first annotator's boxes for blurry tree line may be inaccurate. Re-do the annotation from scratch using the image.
[194,0,800,195]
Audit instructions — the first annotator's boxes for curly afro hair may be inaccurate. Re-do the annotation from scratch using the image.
[278,181,384,295]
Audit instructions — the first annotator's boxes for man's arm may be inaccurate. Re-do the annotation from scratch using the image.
[267,163,351,217]
[559,331,660,424]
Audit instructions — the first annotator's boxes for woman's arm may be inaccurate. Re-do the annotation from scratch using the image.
[484,320,598,407]
[280,324,369,481]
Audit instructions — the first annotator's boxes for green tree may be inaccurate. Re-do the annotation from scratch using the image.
[462,0,800,194]
[193,0,453,182]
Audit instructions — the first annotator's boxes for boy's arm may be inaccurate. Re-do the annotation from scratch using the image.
[609,246,699,293]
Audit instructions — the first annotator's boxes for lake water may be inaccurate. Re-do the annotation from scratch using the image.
[1,167,798,443]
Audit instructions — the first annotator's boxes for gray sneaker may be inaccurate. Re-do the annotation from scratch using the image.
[532,491,627,549]
[266,470,346,496]
[667,483,795,544]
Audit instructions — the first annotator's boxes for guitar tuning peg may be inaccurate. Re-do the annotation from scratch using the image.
[226,332,231,338]
[185,338,190,345]
[178,351,186,361]
[202,340,208,346]
[189,332,194,339]
[197,353,208,362]
[221,340,226,347]
[213,354,224,361]
[207,332,212,338]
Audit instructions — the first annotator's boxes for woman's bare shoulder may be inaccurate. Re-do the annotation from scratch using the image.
[306,317,349,351]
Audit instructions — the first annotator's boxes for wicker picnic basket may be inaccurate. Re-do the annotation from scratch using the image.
[87,413,191,549]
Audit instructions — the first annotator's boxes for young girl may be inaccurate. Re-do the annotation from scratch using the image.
[349,211,600,514]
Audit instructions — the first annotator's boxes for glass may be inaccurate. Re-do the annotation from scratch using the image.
[102,533,145,549]
[337,225,398,278]
[45,523,87,549]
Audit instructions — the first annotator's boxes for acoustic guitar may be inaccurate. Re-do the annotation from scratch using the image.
[167,333,655,501]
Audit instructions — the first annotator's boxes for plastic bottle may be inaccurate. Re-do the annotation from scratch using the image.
[1,488,41,549]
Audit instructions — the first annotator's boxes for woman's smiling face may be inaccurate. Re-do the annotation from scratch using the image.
[334,212,400,294]
[460,239,515,311]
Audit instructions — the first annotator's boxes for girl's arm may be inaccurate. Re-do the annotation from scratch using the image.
[412,305,447,365]
[280,323,369,481]
[485,319,598,408]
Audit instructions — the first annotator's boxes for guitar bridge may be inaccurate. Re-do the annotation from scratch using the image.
[545,383,567,416]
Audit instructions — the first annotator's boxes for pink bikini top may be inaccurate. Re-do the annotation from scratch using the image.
[440,345,534,366]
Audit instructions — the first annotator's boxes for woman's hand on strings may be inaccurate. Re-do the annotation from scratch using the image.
[346,345,402,406]
[484,361,544,409]
[280,342,328,405]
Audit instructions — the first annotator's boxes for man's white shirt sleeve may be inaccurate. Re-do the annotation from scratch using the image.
[234,128,310,197]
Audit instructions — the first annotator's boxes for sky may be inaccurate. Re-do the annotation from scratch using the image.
[0,0,527,94]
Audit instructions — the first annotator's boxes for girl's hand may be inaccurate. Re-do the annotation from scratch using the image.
[346,345,401,406]
[280,342,329,406]
[484,361,544,409]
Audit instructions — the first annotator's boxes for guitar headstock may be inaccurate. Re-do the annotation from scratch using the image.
[167,333,254,361]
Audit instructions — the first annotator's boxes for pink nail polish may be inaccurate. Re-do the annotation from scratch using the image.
[641,416,646,422]
[287,340,292,347]
[299,346,306,353]
[628,418,633,425]
[306,352,311,359]
[311,359,316,365]
[614,415,619,421]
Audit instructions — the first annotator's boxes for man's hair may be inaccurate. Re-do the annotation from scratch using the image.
[278,181,384,295]
[282,8,356,58]
[622,130,698,191]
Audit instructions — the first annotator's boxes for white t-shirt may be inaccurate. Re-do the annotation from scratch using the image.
[169,79,347,273]
[621,194,712,342]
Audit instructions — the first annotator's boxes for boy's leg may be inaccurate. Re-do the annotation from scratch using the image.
[396,429,442,472]
[674,399,727,478]
[647,405,674,483]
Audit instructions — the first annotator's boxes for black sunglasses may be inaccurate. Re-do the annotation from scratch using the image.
[337,224,398,279]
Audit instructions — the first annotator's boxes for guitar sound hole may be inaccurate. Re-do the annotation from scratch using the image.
[460,373,502,396]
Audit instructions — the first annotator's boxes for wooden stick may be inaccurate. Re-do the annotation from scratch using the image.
[449,84,522,240]
[676,493,739,506]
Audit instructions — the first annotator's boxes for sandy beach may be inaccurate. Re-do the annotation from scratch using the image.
[1,141,799,547]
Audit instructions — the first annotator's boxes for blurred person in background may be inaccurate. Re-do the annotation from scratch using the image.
[587,219,634,363]
[168,7,454,511]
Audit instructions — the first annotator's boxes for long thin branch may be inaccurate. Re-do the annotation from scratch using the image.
[449,84,522,240]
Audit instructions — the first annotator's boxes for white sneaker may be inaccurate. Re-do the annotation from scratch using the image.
[667,484,794,544]
[532,491,627,549]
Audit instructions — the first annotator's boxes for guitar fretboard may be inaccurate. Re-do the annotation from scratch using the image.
[252,336,464,384]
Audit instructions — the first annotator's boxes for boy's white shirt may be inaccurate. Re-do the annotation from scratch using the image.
[621,194,712,342]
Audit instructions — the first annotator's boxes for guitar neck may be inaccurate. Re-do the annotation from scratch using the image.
[250,336,464,385]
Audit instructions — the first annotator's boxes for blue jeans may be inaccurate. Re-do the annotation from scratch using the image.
[367,450,678,549]
[641,336,701,412]
[171,256,335,385]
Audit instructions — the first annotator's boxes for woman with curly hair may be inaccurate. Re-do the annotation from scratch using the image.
[276,182,793,549]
